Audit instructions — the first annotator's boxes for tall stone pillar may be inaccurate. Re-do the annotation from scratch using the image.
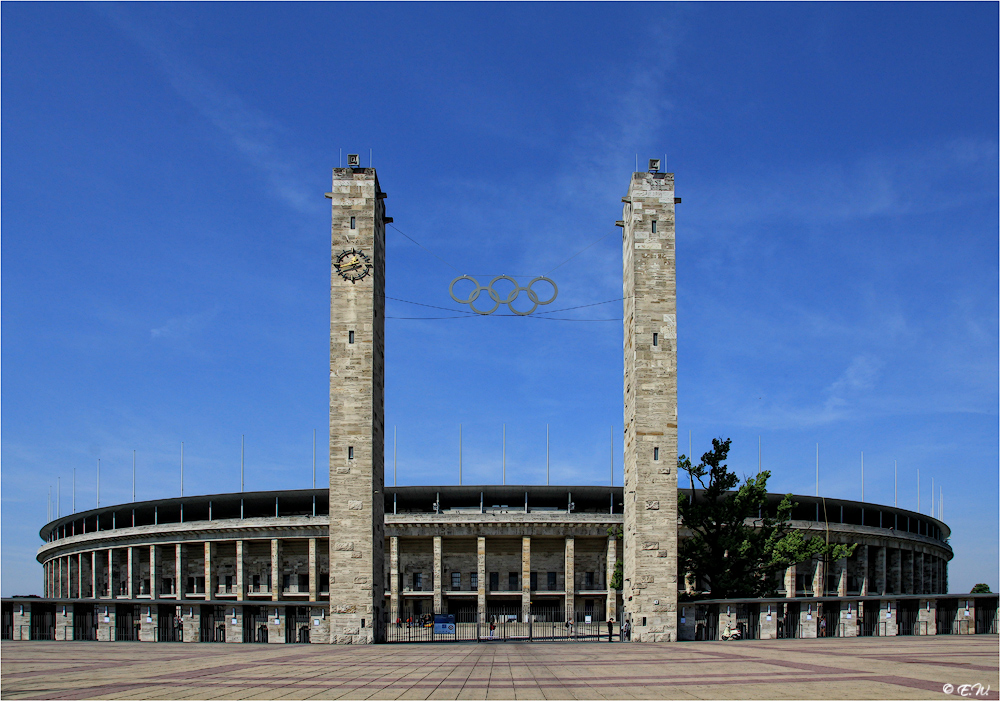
[904,549,914,594]
[785,563,796,597]
[236,540,245,602]
[606,536,617,622]
[433,536,443,615]
[309,538,318,602]
[107,549,113,598]
[859,545,870,596]
[91,552,98,600]
[328,164,387,645]
[150,546,160,599]
[78,554,84,599]
[477,537,486,623]
[389,537,399,614]
[271,539,280,601]
[621,165,679,642]
[175,543,184,600]
[876,546,887,595]
[837,557,848,596]
[204,542,213,598]
[126,547,134,599]
[811,557,824,597]
[564,536,576,626]
[521,537,531,622]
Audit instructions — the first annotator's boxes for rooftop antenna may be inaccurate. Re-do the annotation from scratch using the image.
[180,441,184,497]
[73,468,76,513]
[459,424,462,486]
[97,458,100,508]
[860,451,864,502]
[635,154,638,173]
[939,488,943,521]
[312,429,316,489]
[931,477,934,517]
[894,460,897,507]
[815,443,819,497]
[689,430,694,491]
[917,469,920,512]
[241,435,245,492]
[546,424,550,486]
[132,450,136,502]
[339,148,342,168]
[57,477,60,518]
[393,426,397,487]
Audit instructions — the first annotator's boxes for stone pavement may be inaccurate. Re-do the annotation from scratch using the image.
[2,636,997,700]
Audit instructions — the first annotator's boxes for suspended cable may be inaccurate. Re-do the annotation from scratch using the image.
[387,223,463,273]
[544,230,616,275]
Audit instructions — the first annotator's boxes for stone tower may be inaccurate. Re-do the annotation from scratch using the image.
[327,165,387,644]
[621,163,678,642]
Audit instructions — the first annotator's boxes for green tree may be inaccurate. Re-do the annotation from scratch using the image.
[971,583,992,594]
[678,437,856,599]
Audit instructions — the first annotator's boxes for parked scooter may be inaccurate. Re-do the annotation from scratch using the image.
[721,623,742,641]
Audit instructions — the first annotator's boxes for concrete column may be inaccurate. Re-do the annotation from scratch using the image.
[433,536,443,614]
[389,537,399,613]
[175,543,184,600]
[271,538,280,601]
[811,557,824,597]
[784,563,796,597]
[837,557,848,596]
[876,546,887,595]
[204,542,213,598]
[91,552,98,600]
[309,538,318,602]
[127,547,134,599]
[56,558,62,598]
[476,536,486,623]
[564,536,575,625]
[107,549,113,598]
[521,536,531,622]
[606,536,617,622]
[918,599,937,635]
[78,554,84,599]
[150,546,160,599]
[236,540,245,601]
[915,552,924,595]
[903,549,914,594]
[859,545,870,596]
[881,600,898,636]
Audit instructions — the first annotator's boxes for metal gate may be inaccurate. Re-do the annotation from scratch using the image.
[200,605,226,642]
[2,603,13,640]
[116,604,140,641]
[242,605,268,643]
[285,606,310,643]
[695,604,718,641]
[821,602,839,638]
[860,602,879,636]
[734,603,760,640]
[30,604,55,640]
[777,602,799,639]
[976,599,998,634]
[897,601,919,636]
[73,604,97,641]
[156,606,182,642]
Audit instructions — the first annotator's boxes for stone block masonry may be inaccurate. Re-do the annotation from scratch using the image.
[621,168,679,642]
[328,167,387,643]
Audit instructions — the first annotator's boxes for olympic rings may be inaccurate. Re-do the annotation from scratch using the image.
[449,275,558,315]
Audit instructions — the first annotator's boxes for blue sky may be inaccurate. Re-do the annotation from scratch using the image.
[2,3,997,596]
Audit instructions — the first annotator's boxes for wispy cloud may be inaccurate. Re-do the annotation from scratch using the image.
[98,7,317,215]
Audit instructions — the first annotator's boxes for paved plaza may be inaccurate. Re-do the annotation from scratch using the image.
[2,636,997,700]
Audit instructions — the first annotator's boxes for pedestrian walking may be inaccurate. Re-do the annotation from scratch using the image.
[607,617,614,642]
[819,617,827,638]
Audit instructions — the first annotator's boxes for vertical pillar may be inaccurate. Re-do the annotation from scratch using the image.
[328,165,387,644]
[309,538,318,602]
[621,166,679,643]
[837,557,848,596]
[784,563,796,597]
[811,557,824,597]
[565,536,575,626]
[271,538,280,601]
[859,545,870,596]
[78,553,84,599]
[91,552,98,600]
[236,540,245,601]
[477,536,486,623]
[433,536,443,614]
[150,546,160,599]
[107,549,113,598]
[204,542,213,598]
[57,558,63,598]
[521,536,531,622]
[389,537,399,613]
[876,546,887,595]
[127,547,134,599]
[175,543,184,600]
[606,536,617,622]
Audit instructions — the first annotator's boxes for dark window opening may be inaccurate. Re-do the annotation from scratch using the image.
[489,572,499,591]
[509,572,518,591]
[348,446,354,460]
[350,216,356,229]
[547,572,557,591]
[653,333,658,346]
[348,330,355,343]
[651,220,657,233]
[654,447,659,461]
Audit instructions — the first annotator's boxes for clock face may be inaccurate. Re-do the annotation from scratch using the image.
[334,248,372,283]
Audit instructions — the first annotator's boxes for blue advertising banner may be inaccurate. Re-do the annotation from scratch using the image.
[434,614,456,635]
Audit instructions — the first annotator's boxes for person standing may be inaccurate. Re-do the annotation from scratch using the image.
[607,617,614,642]
[819,617,827,638]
